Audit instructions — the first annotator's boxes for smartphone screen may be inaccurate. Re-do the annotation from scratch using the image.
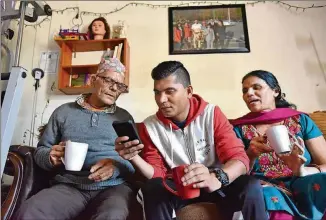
[112,120,142,144]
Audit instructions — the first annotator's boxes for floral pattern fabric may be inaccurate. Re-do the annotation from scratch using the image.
[233,114,326,219]
[242,115,301,179]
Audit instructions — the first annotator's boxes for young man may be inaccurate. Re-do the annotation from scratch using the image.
[14,57,141,220]
[116,61,267,220]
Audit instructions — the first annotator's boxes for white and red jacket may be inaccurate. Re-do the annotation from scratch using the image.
[138,94,249,178]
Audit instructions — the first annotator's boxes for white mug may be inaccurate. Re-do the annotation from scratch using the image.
[266,125,292,154]
[61,141,88,171]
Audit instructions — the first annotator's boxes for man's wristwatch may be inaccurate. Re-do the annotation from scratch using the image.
[211,168,229,187]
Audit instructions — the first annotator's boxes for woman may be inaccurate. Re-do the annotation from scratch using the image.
[230,70,326,220]
[183,22,192,49]
[173,23,183,50]
[88,17,110,40]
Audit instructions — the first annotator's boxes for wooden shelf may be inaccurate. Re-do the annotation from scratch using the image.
[55,38,126,52]
[62,64,98,75]
[55,38,130,95]
[60,86,93,95]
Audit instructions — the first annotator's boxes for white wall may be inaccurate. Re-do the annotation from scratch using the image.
[3,1,326,146]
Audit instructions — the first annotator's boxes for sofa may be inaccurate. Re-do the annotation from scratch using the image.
[2,111,325,220]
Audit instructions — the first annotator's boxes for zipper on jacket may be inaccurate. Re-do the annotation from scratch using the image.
[181,129,195,163]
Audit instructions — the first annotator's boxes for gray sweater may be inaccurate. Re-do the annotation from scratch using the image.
[34,102,135,190]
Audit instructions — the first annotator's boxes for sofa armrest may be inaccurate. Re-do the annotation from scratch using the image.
[1,151,24,220]
[14,145,54,200]
[1,145,54,220]
[309,111,326,139]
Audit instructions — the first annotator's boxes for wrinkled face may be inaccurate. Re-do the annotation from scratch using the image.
[242,76,279,112]
[154,75,192,121]
[92,20,106,36]
[92,71,126,106]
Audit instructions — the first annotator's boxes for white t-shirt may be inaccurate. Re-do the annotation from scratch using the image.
[191,23,202,32]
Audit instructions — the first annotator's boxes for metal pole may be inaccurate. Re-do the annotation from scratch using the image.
[29,87,38,147]
[14,1,26,66]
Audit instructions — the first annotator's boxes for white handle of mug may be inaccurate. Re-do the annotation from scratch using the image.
[61,157,65,165]
[61,140,70,166]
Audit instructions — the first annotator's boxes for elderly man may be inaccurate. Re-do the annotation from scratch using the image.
[13,56,140,220]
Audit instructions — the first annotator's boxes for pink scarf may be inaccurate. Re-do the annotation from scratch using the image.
[229,108,304,126]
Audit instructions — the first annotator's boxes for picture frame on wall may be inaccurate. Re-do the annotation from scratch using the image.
[168,4,250,55]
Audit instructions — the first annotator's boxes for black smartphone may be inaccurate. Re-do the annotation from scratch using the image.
[112,120,142,144]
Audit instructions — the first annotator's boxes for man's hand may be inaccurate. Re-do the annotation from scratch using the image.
[247,136,273,158]
[49,142,65,166]
[88,159,115,182]
[181,163,221,193]
[115,136,144,160]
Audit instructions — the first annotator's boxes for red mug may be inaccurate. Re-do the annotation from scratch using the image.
[162,164,200,200]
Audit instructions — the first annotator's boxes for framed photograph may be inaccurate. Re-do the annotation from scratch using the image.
[168,4,250,55]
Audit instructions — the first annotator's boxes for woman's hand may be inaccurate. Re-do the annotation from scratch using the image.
[278,136,307,176]
[247,136,273,159]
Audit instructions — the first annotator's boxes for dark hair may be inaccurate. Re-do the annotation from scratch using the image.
[151,61,191,87]
[217,19,225,27]
[242,70,297,109]
[88,17,110,40]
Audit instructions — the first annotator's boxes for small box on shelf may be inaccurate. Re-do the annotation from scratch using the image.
[69,74,91,87]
